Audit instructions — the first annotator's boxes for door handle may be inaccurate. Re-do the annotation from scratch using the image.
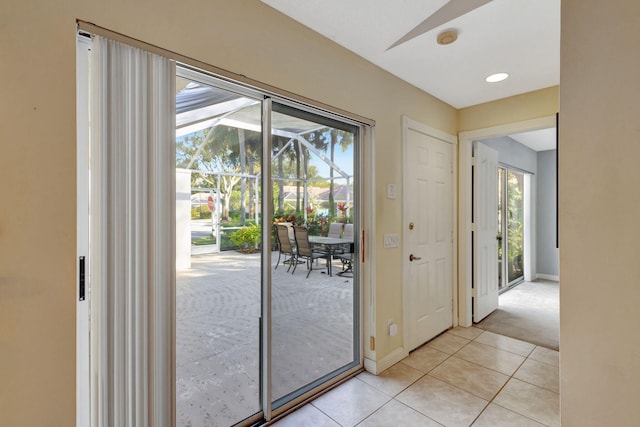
[409,254,422,262]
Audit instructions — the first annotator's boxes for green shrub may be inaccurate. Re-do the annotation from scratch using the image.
[229,224,261,253]
[191,206,212,219]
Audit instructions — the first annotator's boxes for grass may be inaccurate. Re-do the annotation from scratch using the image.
[192,236,216,246]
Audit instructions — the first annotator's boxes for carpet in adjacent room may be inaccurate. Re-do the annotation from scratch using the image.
[475,280,559,350]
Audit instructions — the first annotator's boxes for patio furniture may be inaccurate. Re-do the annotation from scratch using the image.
[327,222,344,238]
[292,225,328,278]
[275,223,296,271]
[335,243,355,277]
[326,222,346,257]
[308,235,352,277]
[343,223,354,240]
[334,224,355,276]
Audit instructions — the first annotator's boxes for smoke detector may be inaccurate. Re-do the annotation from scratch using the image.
[437,30,458,45]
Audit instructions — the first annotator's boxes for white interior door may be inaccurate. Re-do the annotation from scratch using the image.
[404,122,454,351]
[473,141,499,322]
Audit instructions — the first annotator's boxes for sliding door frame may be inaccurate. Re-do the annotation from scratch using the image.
[269,100,364,415]
[76,33,91,427]
[498,166,526,292]
[176,64,367,422]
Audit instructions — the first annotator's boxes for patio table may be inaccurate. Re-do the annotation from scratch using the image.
[308,236,352,276]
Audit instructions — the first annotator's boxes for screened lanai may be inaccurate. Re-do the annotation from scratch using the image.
[176,76,355,263]
[175,68,361,427]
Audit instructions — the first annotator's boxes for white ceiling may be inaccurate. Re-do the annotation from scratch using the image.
[509,127,556,152]
[261,0,559,150]
[261,0,560,109]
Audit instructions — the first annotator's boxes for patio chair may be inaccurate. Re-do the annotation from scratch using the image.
[335,242,355,277]
[325,222,345,256]
[327,222,344,238]
[292,225,327,278]
[275,223,296,271]
[343,223,354,240]
[336,223,354,255]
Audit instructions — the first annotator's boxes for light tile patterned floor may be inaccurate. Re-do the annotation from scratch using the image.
[273,327,559,427]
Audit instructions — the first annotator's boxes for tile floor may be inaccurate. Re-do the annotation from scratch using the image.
[272,327,559,427]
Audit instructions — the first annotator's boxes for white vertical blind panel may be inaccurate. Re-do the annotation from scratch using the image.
[90,35,175,427]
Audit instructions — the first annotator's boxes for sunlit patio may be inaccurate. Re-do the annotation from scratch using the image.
[176,251,355,427]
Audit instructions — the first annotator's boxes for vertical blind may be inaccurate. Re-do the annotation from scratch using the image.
[90,35,175,427]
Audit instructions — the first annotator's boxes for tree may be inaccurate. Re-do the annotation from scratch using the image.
[327,128,353,218]
[272,134,323,214]
[273,136,287,214]
[176,125,261,222]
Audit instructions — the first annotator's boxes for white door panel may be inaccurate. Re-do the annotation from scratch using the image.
[405,125,453,351]
[473,142,499,322]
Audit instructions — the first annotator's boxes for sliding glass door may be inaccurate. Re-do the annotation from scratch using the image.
[175,68,362,425]
[175,71,264,426]
[270,103,360,408]
[498,167,525,291]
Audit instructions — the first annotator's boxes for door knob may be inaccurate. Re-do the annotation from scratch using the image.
[409,254,422,262]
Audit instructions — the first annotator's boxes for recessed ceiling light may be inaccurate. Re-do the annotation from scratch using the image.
[485,72,509,83]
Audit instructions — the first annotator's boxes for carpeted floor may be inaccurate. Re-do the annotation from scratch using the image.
[475,280,559,350]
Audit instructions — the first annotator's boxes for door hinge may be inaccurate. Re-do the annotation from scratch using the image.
[471,223,477,232]
[369,336,375,351]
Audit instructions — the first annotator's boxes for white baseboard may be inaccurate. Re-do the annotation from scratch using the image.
[364,347,407,375]
[536,274,559,281]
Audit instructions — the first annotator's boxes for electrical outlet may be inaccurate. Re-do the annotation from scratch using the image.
[387,319,398,336]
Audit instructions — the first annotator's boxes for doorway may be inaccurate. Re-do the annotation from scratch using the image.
[175,68,364,425]
[458,116,557,327]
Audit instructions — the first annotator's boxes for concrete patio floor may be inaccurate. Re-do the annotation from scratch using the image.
[176,251,355,427]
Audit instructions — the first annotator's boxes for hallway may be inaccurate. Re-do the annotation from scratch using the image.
[273,327,559,426]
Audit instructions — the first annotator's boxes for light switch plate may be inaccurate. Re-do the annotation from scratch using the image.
[386,183,397,199]
[383,233,399,248]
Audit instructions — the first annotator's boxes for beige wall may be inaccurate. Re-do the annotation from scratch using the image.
[458,86,559,132]
[0,1,456,424]
[11,0,627,425]
[560,1,640,425]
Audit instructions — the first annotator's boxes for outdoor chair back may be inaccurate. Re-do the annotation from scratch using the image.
[327,222,344,239]
[293,225,313,257]
[275,223,296,271]
[292,225,327,277]
[343,223,354,240]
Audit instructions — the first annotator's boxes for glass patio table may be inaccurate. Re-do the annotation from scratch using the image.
[308,235,353,276]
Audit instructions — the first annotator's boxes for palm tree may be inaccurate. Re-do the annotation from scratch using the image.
[328,129,354,218]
